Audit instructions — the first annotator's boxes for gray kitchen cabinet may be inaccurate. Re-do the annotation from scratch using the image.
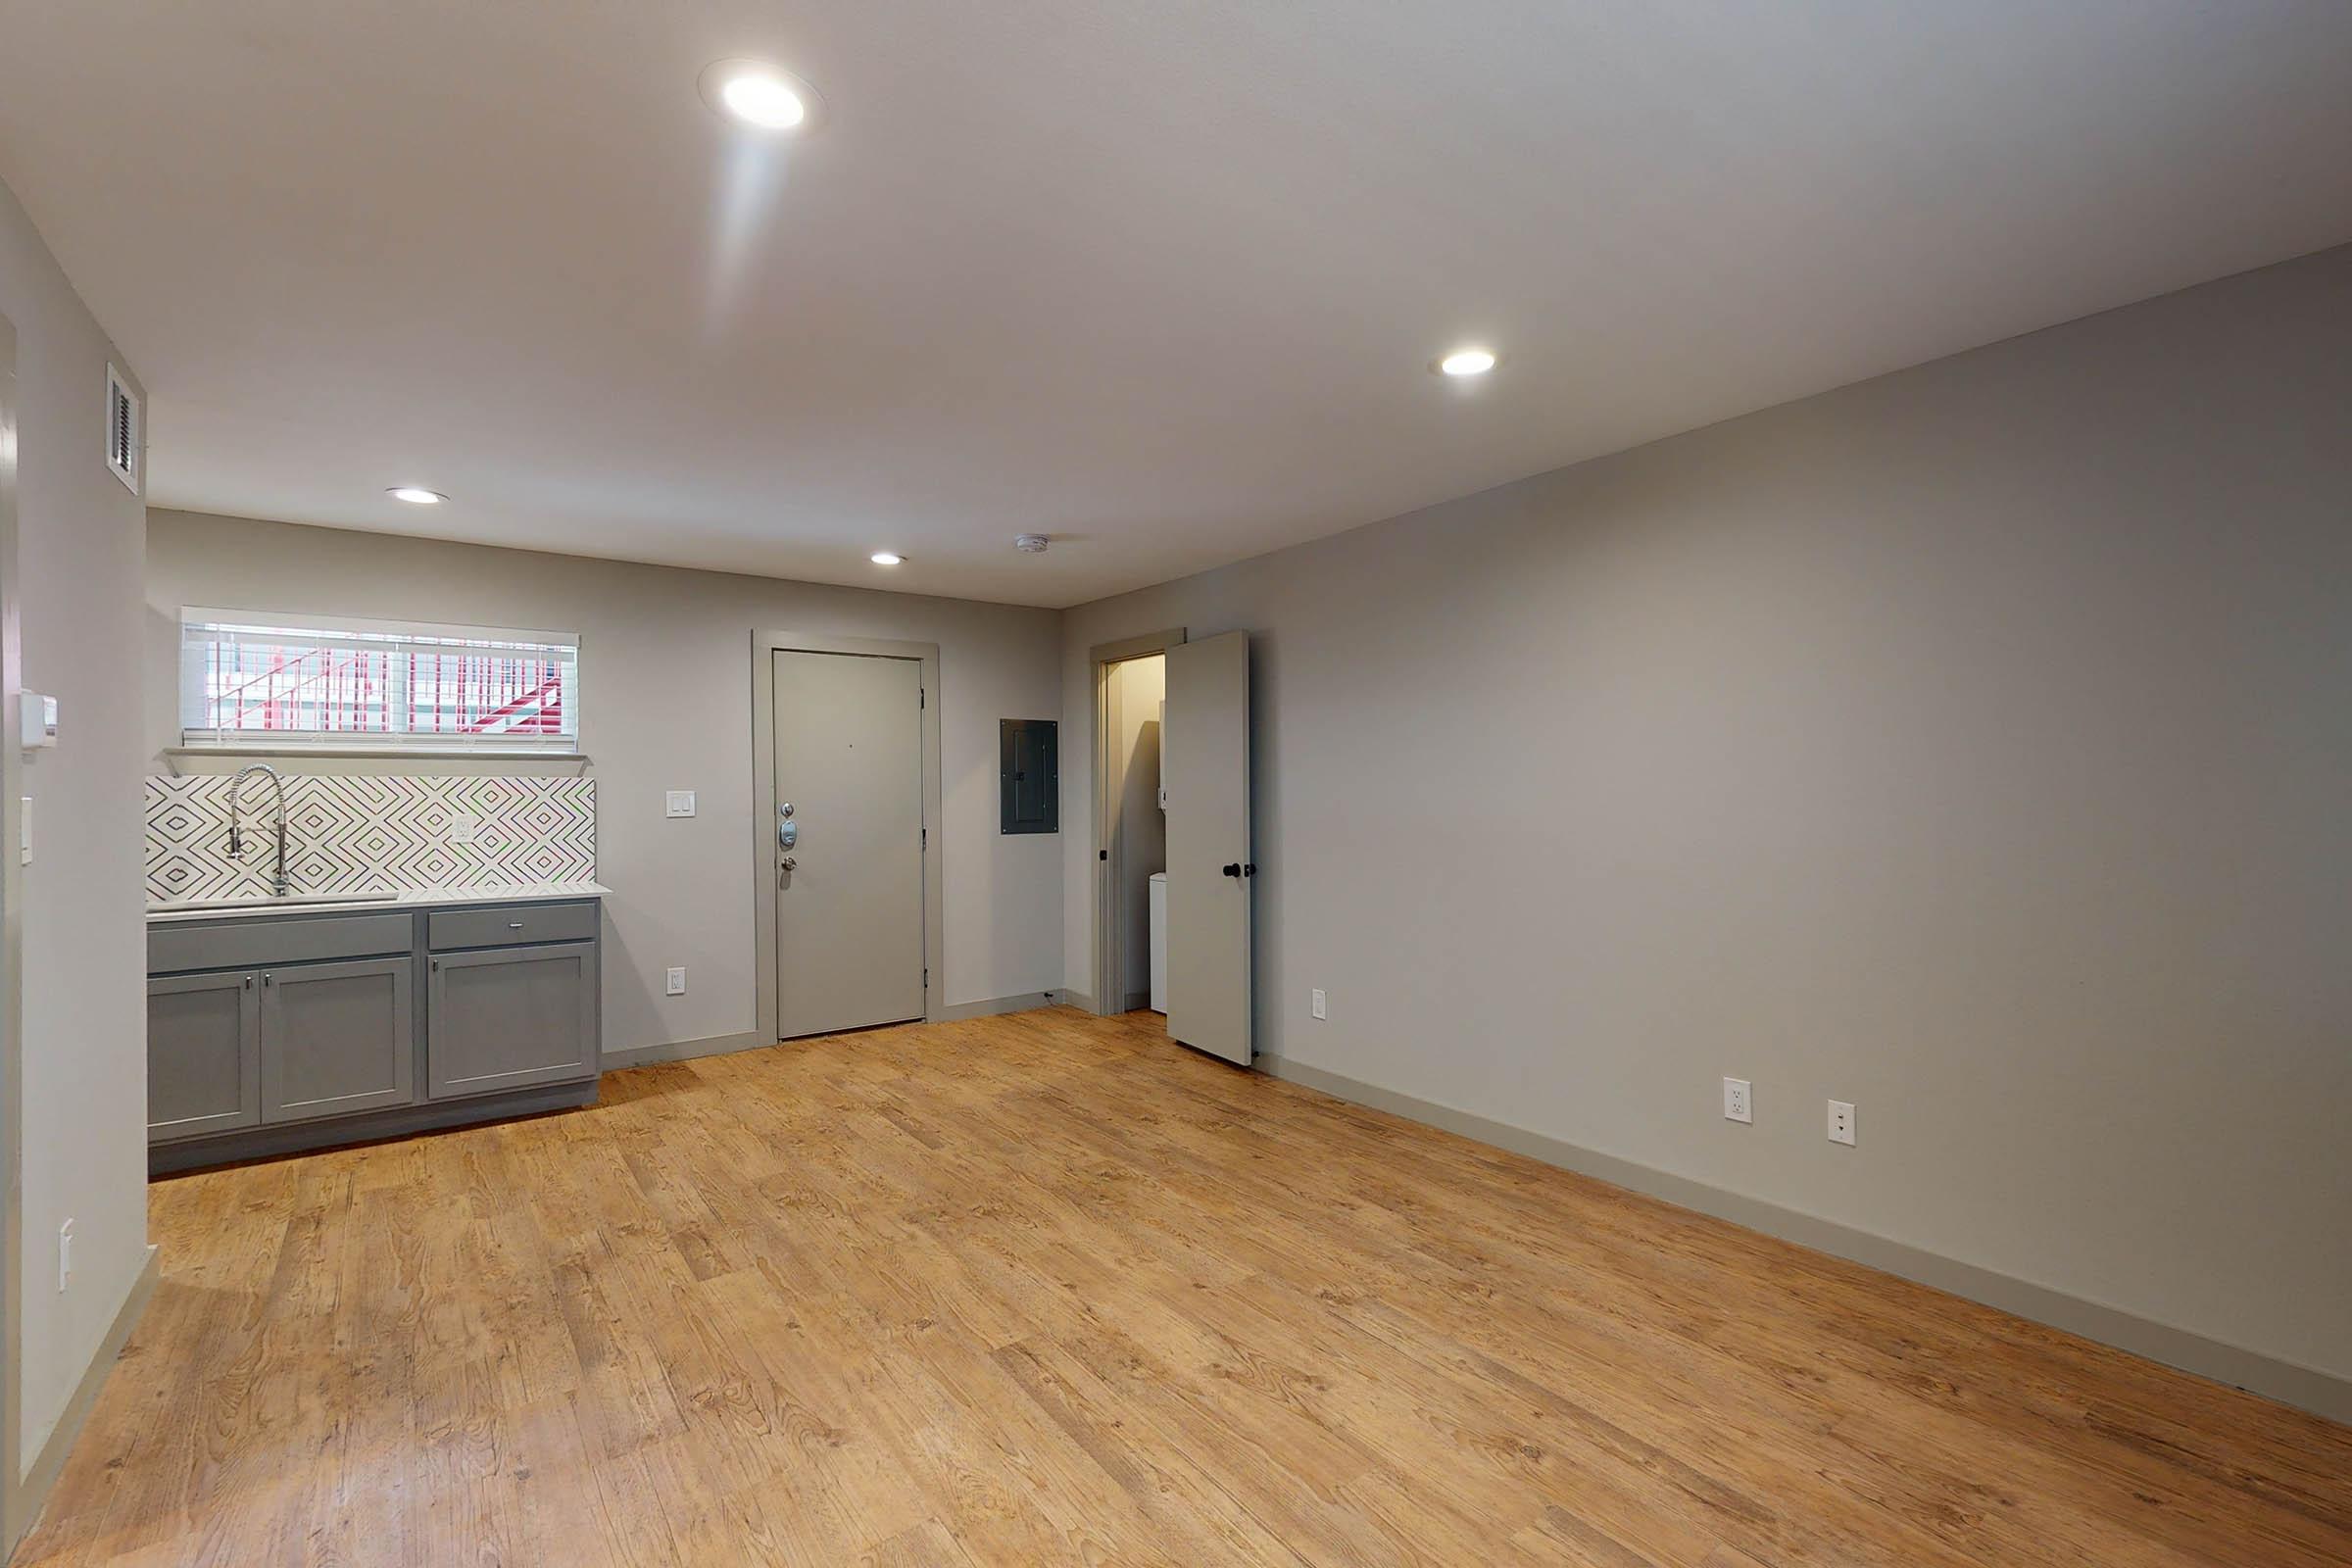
[428,941,599,1100]
[260,956,415,1124]
[149,895,603,1169]
[148,969,262,1142]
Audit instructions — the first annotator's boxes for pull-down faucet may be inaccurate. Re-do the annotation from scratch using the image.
[226,763,291,898]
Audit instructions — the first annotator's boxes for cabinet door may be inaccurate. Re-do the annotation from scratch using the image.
[260,956,416,1124]
[148,970,261,1143]
[428,942,599,1101]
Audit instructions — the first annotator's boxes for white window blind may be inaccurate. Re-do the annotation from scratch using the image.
[179,609,581,753]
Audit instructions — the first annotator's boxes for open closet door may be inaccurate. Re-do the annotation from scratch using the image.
[1163,630,1252,1064]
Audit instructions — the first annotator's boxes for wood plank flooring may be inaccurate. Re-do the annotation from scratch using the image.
[20,1006,2352,1565]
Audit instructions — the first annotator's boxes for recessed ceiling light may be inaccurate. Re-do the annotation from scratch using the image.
[388,486,446,505]
[699,59,823,133]
[1438,348,1497,377]
[1013,533,1050,554]
[870,551,905,566]
[723,74,803,127]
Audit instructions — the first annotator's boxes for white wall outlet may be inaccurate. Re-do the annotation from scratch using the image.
[448,810,480,844]
[665,790,697,818]
[58,1218,73,1293]
[1310,988,1328,1020]
[1723,1077,1752,1124]
[665,966,687,996]
[19,796,30,865]
[1828,1100,1856,1146]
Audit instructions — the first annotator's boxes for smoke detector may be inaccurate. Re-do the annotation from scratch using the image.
[1013,534,1050,554]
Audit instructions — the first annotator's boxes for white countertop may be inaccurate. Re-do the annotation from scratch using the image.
[146,881,610,924]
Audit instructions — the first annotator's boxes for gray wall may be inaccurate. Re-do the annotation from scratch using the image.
[0,178,151,1476]
[146,513,1065,1052]
[1060,245,2352,1387]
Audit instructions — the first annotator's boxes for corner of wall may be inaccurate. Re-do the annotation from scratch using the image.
[0,169,159,1547]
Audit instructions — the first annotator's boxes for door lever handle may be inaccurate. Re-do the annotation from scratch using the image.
[1221,862,1242,877]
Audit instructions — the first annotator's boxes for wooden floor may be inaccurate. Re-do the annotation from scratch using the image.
[20,1008,2352,1566]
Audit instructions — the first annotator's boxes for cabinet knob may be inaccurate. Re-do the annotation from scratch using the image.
[508,921,525,930]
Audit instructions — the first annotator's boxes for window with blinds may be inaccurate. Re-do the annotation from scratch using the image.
[178,610,581,753]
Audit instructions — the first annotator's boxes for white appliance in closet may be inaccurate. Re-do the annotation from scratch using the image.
[1148,872,1168,1012]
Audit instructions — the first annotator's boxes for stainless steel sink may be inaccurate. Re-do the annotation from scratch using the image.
[150,892,401,913]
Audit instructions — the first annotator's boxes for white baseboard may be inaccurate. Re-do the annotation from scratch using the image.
[933,992,1059,1023]
[602,995,1061,1070]
[600,1029,772,1070]
[1259,1056,2352,1426]
[12,1244,161,1552]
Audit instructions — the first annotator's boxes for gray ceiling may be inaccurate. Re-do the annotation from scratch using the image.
[3,1,2348,606]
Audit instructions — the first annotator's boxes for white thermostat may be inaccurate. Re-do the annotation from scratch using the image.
[20,694,57,750]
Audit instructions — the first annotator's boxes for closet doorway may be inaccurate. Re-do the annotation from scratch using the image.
[1091,631,1180,1020]
[1091,626,1254,1064]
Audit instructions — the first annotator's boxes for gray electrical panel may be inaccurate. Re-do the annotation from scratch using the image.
[1000,718,1059,834]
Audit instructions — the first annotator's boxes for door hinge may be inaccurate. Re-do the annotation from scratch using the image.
[921,827,928,850]
[923,966,930,990]
[919,686,926,709]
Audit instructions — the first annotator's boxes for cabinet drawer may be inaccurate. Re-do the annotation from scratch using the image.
[428,902,599,952]
[149,912,412,975]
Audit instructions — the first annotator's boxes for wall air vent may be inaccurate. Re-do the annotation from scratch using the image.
[105,363,141,494]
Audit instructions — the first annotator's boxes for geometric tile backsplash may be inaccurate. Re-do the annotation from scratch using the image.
[145,774,596,904]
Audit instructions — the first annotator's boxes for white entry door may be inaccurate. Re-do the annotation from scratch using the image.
[1163,631,1252,1063]
[772,650,927,1038]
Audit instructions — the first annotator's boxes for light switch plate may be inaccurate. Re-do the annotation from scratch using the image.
[665,966,687,996]
[1310,988,1327,1020]
[665,790,697,818]
[448,810,479,844]
[18,797,29,865]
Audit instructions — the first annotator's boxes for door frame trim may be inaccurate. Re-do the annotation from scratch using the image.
[751,631,944,1043]
[0,310,23,1549]
[1088,628,1186,1018]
